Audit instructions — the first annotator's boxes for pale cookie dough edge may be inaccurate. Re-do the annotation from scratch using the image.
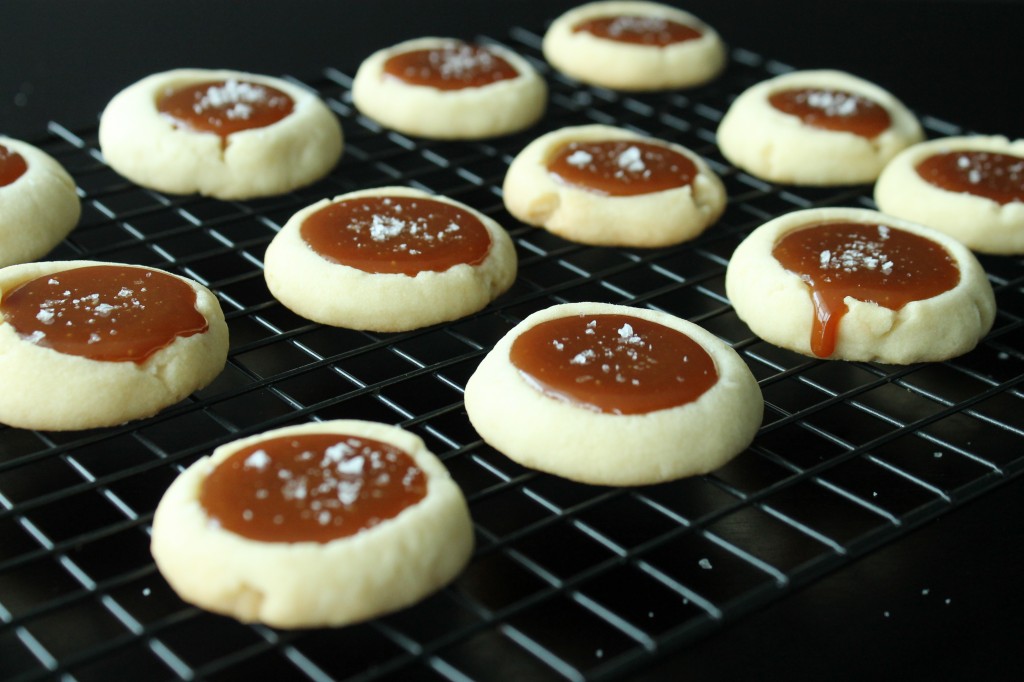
[0,260,228,430]
[351,37,547,140]
[464,302,763,486]
[716,69,924,185]
[0,136,81,267]
[98,68,343,199]
[150,420,474,628]
[874,135,1024,255]
[724,207,997,363]
[542,1,727,91]
[264,186,517,332]
[502,124,727,247]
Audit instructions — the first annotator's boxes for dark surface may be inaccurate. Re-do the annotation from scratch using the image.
[3,0,1023,140]
[2,1,1023,681]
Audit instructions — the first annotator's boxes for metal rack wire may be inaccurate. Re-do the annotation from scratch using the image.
[2,23,1022,682]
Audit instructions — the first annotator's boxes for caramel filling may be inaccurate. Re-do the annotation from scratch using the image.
[199,433,427,543]
[0,265,209,364]
[383,43,518,90]
[572,15,703,46]
[768,88,891,138]
[771,222,960,358]
[547,140,697,196]
[509,313,718,415]
[915,150,1024,205]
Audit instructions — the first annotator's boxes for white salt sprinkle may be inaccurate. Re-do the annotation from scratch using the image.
[617,146,645,173]
[243,449,271,470]
[566,150,593,168]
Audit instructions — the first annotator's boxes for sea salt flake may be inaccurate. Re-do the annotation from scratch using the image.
[225,102,253,120]
[369,215,407,241]
[570,349,595,365]
[698,558,713,570]
[566,150,593,167]
[36,308,55,324]
[337,480,362,505]
[244,450,271,470]
[335,455,365,475]
[323,442,354,463]
[198,79,269,112]
[617,145,645,173]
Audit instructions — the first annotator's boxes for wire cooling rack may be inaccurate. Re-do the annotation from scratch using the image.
[2,22,1023,682]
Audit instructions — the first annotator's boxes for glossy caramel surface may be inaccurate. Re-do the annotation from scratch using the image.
[509,313,718,415]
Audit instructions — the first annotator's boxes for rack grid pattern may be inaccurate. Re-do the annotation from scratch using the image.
[2,24,1023,682]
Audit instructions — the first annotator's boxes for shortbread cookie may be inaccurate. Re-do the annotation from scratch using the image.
[0,260,228,430]
[264,186,517,331]
[875,136,1024,255]
[543,1,726,91]
[464,302,762,486]
[151,420,473,628]
[503,124,726,247]
[99,69,343,199]
[725,207,996,363]
[0,137,80,267]
[717,70,924,185]
[351,37,546,139]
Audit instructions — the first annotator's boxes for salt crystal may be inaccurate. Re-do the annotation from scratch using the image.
[570,349,595,365]
[566,150,593,168]
[698,558,712,570]
[225,102,253,120]
[617,145,645,173]
[323,442,354,463]
[337,480,362,505]
[335,454,365,475]
[368,215,406,241]
[244,449,271,470]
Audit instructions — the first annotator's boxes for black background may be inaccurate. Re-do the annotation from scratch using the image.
[2,1,1023,680]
